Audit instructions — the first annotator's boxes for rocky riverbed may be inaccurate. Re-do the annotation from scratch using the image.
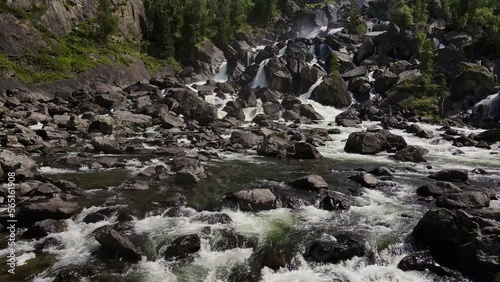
[1,2,500,282]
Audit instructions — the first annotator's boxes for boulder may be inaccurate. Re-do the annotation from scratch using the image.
[319,191,352,211]
[160,112,184,129]
[416,182,462,197]
[262,102,281,120]
[335,109,361,127]
[436,192,490,209]
[94,225,142,262]
[230,131,260,148]
[306,233,367,263]
[225,189,276,211]
[257,132,290,158]
[22,219,67,239]
[164,234,201,260]
[299,104,323,120]
[349,172,378,188]
[285,142,323,159]
[429,169,468,182]
[288,175,328,191]
[374,70,398,94]
[0,149,37,172]
[475,129,500,143]
[88,115,115,134]
[210,229,253,251]
[91,135,122,154]
[310,76,352,108]
[344,132,386,155]
[18,198,80,227]
[392,145,429,163]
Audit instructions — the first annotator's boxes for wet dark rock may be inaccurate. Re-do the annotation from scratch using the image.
[94,225,142,262]
[164,234,201,260]
[0,149,37,172]
[160,112,184,129]
[436,192,490,209]
[18,198,80,226]
[416,129,434,139]
[35,237,64,252]
[406,124,422,134]
[412,208,500,281]
[191,213,233,225]
[310,76,351,108]
[349,172,378,188]
[335,109,361,127]
[285,142,323,159]
[397,251,458,277]
[224,189,276,211]
[281,95,301,111]
[429,169,468,182]
[475,129,500,143]
[22,219,67,239]
[306,233,367,263]
[238,87,258,107]
[210,228,253,251]
[263,102,280,120]
[392,145,429,163]
[257,132,290,157]
[344,131,387,155]
[299,104,323,120]
[416,182,462,197]
[472,168,488,175]
[319,190,351,211]
[397,251,436,271]
[83,210,109,224]
[230,131,260,148]
[88,115,115,134]
[91,135,122,154]
[288,174,328,191]
[374,70,398,94]
[452,135,477,147]
[282,109,300,120]
[175,171,201,185]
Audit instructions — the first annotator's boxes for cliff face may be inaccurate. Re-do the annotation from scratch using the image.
[6,0,145,37]
[0,0,148,93]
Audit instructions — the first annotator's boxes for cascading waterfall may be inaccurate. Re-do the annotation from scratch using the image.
[251,58,270,88]
[472,93,500,120]
[213,62,228,82]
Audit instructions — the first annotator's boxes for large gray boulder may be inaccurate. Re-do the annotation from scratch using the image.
[310,76,352,108]
[225,189,276,211]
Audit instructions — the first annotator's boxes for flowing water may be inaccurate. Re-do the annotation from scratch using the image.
[3,39,500,282]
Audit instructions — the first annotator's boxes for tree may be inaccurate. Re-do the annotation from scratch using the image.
[95,0,118,43]
[388,0,414,29]
[340,0,367,37]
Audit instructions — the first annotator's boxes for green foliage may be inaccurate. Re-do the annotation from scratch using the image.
[340,0,367,36]
[251,0,278,25]
[145,0,256,62]
[94,0,119,43]
[388,0,414,28]
[445,0,500,47]
[400,96,440,119]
